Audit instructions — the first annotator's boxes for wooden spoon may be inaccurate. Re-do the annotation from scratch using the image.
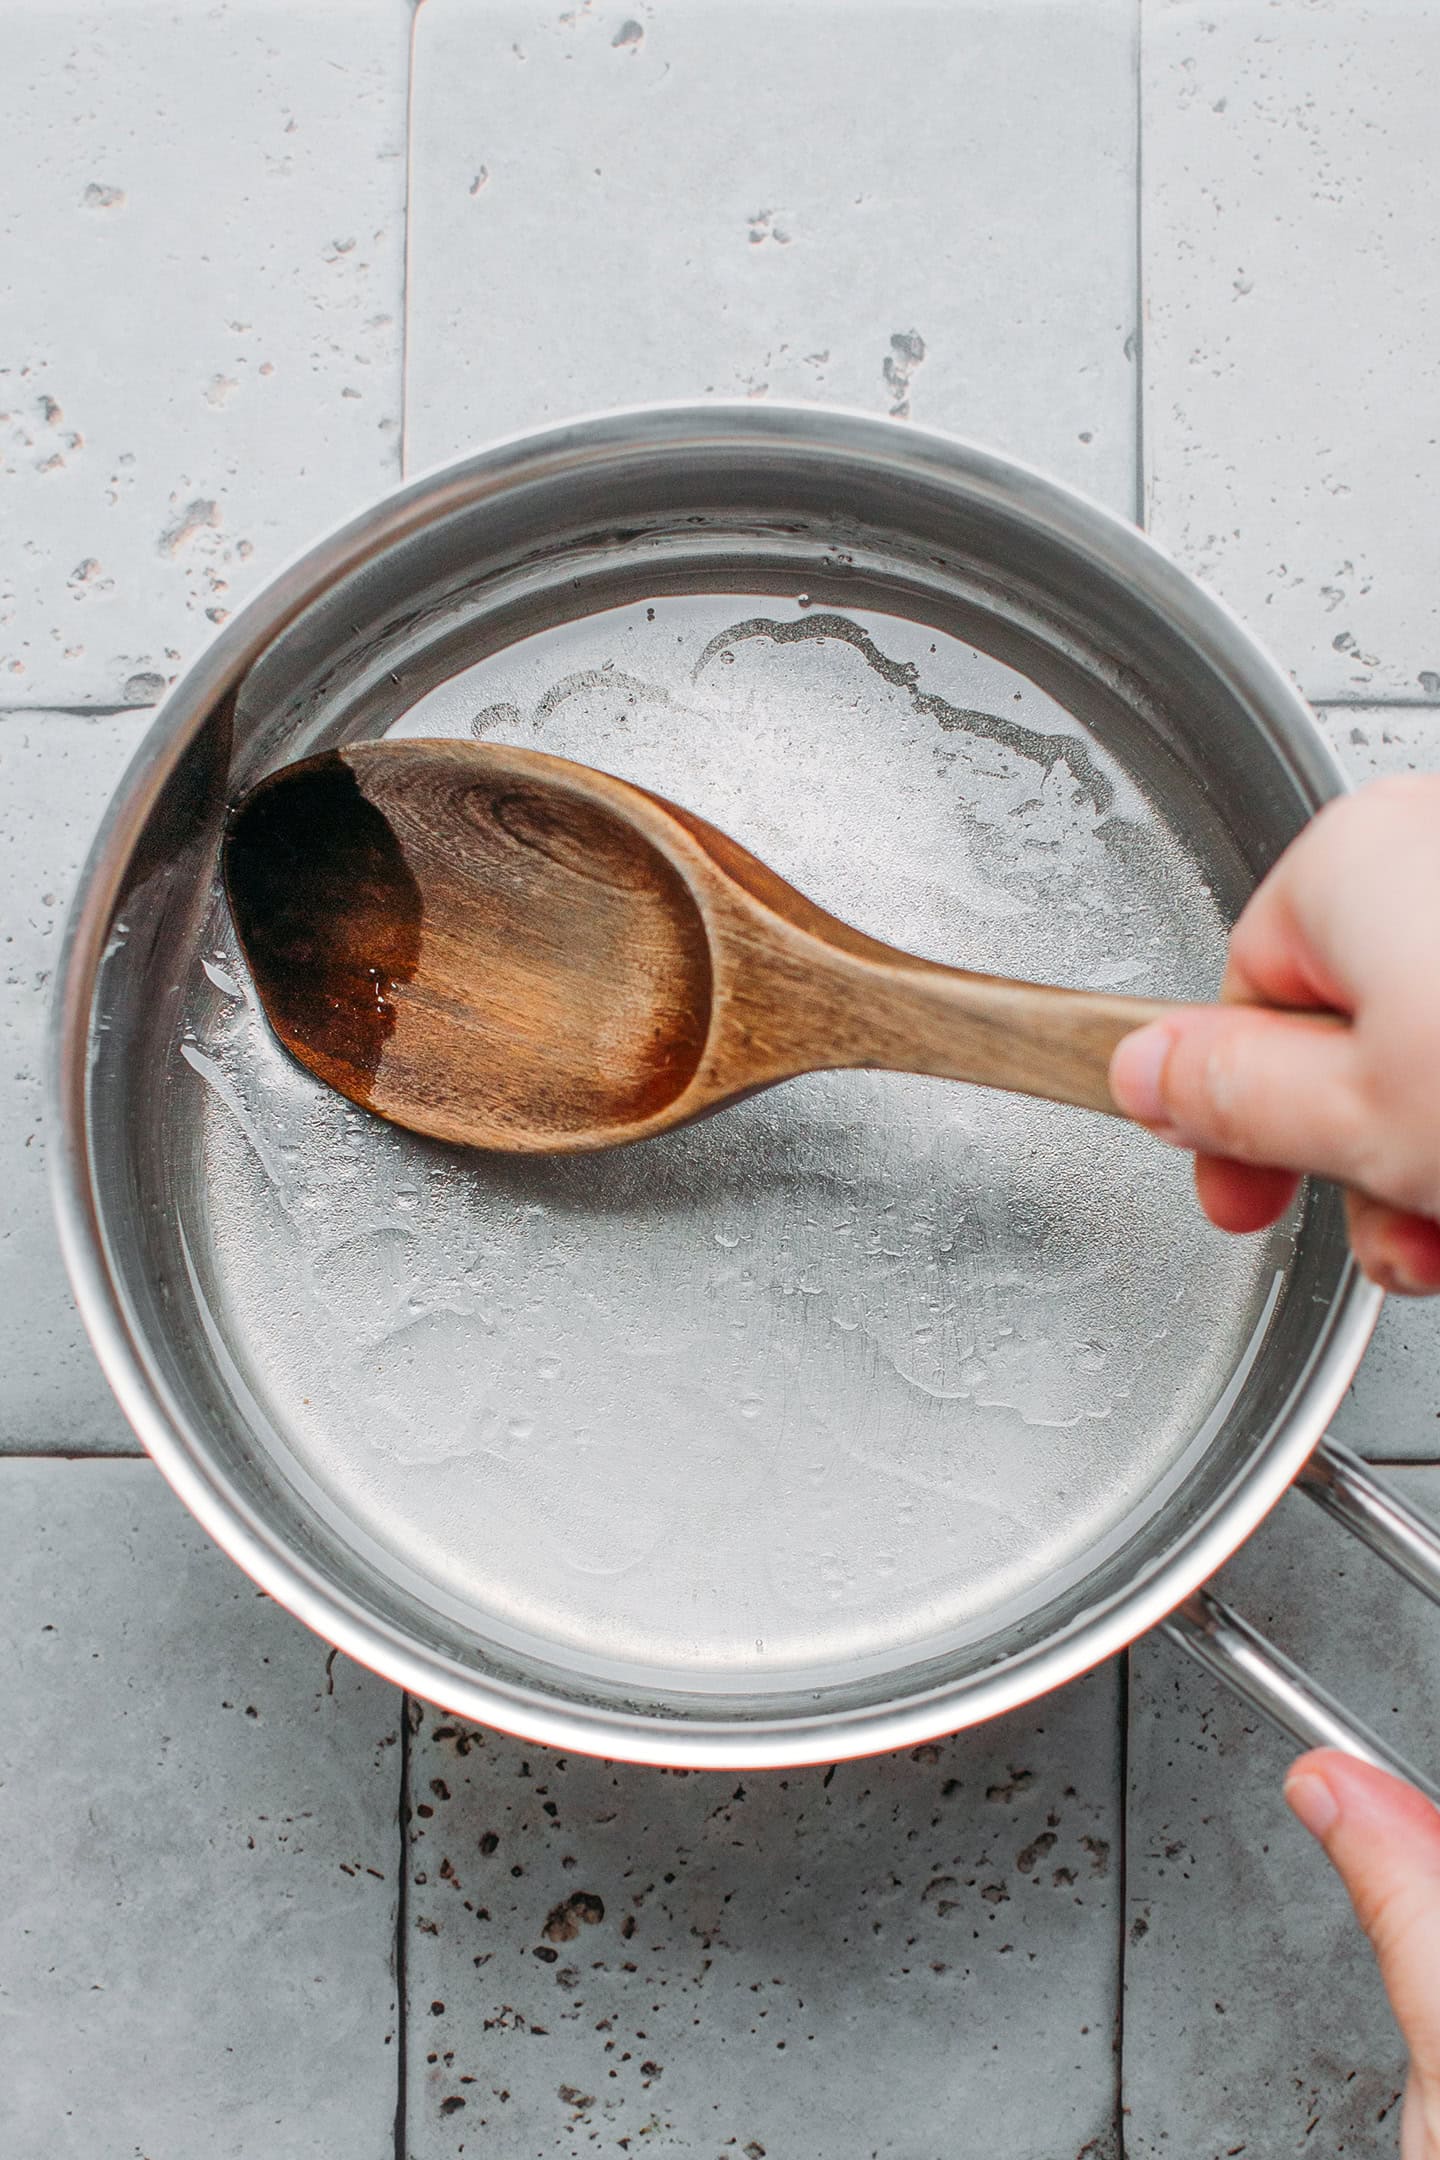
[224,737,1190,1154]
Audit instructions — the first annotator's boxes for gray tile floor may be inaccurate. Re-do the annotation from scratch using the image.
[2,715,152,1451]
[402,1677,1121,2157]
[3,3,1440,2155]
[1124,1469,1440,2157]
[4,1464,401,2160]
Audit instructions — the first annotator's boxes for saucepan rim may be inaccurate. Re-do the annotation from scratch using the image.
[49,401,1383,1767]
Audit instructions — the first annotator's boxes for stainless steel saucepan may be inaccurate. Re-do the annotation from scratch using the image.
[51,405,1440,1779]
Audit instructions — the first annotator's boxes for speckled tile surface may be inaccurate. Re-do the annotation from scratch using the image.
[1143,0,1440,702]
[1320,706,1440,793]
[0,1460,402,2160]
[1329,1295,1440,1468]
[0,711,152,1451]
[405,0,1140,509]
[400,1674,1123,2159]
[4,2,1440,2155]
[0,0,407,707]
[1124,1468,1440,2158]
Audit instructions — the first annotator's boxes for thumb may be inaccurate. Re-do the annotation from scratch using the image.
[1286,1749,1440,2134]
[1109,1007,1367,1186]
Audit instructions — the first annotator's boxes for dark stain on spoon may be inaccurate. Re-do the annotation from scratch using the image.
[224,751,422,1102]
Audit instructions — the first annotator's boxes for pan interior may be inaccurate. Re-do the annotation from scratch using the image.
[153,578,1293,1700]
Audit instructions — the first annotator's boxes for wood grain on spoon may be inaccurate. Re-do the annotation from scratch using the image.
[224,737,1193,1154]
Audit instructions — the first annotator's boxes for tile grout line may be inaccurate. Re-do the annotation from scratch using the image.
[1130,0,1145,538]
[0,705,157,720]
[1114,8,1148,2151]
[391,21,419,2153]
[398,0,424,488]
[1118,7,1144,2149]
[1312,697,1440,714]
[1114,1649,1132,2158]
[0,1452,147,1463]
[394,1694,411,2160]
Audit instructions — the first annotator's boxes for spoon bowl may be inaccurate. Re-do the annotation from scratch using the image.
[227,742,717,1147]
[226,737,1191,1153]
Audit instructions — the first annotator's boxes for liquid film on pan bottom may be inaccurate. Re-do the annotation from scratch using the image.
[177,593,1288,1693]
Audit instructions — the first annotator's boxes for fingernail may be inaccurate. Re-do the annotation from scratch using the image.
[1284,1769,1340,1840]
[1109,1022,1176,1124]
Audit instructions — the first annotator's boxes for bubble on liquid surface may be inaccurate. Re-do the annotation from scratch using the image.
[179,595,1284,1681]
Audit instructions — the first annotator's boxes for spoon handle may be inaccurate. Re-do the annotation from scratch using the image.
[805,956,1190,1117]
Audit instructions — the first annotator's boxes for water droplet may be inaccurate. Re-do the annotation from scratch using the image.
[200,955,242,1002]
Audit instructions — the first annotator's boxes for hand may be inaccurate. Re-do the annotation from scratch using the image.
[1108,774,1440,1294]
[1286,1752,1440,2157]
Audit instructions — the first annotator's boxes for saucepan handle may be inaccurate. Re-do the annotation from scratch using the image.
[1160,1436,1440,1807]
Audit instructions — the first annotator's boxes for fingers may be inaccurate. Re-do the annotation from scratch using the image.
[1109,1007,1372,1186]
[1285,1751,1440,2134]
[1224,776,1440,1015]
[1188,1161,1440,1289]
[1194,1152,1301,1234]
[1108,778,1440,1284]
[1346,1190,1440,1297]
[1223,853,1351,1014]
